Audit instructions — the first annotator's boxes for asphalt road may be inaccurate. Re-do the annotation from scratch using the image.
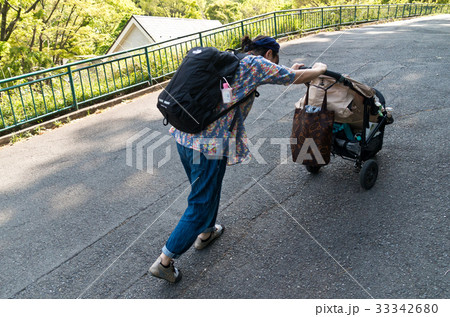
[0,15,449,299]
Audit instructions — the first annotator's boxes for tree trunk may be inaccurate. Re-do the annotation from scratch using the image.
[0,0,40,42]
[0,2,10,41]
[30,26,37,49]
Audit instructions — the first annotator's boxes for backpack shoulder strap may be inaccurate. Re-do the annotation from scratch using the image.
[208,89,260,132]
[226,49,248,61]
[209,50,256,131]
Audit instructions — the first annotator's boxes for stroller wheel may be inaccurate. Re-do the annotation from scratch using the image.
[360,159,378,190]
[306,165,321,174]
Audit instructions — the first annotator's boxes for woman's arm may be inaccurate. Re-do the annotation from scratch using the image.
[290,62,327,84]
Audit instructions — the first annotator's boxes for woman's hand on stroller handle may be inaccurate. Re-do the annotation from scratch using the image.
[292,63,327,84]
[290,63,305,70]
[296,64,347,83]
[312,62,327,73]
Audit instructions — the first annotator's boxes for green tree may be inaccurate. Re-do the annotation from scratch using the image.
[205,0,241,23]
[0,0,41,42]
[0,0,141,76]
[137,0,202,18]
[241,0,292,18]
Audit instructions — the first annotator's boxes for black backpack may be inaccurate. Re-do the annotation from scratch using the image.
[157,47,256,134]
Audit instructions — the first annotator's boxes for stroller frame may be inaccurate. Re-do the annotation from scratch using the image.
[304,70,392,190]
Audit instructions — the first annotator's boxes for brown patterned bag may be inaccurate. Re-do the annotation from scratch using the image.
[291,85,335,166]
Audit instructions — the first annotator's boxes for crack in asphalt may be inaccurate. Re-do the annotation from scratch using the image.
[372,66,407,87]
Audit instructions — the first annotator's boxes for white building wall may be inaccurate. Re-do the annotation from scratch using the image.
[112,24,154,53]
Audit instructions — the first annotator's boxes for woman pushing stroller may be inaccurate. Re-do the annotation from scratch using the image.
[150,35,327,283]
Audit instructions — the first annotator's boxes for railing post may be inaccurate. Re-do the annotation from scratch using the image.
[321,7,324,29]
[273,12,278,38]
[339,6,342,25]
[395,5,398,18]
[0,100,5,129]
[402,4,405,18]
[67,66,78,111]
[354,5,357,23]
[377,5,380,21]
[367,5,370,21]
[144,47,152,85]
[299,9,302,32]
[240,21,245,37]
[199,32,203,47]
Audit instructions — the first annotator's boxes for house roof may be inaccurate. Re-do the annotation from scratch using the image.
[133,15,222,43]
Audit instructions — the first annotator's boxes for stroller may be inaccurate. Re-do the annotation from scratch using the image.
[294,70,393,190]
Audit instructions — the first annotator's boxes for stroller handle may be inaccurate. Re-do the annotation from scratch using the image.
[299,66,386,105]
[324,70,345,81]
[298,66,345,82]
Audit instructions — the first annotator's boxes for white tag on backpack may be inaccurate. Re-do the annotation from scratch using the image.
[221,83,232,103]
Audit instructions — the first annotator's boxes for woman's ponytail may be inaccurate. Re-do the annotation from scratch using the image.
[241,35,254,52]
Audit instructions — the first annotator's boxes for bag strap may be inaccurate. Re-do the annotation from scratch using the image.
[304,83,310,106]
[322,90,328,112]
[306,78,338,113]
[303,83,327,112]
[310,82,334,112]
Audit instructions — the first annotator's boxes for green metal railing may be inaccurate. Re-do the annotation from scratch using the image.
[0,3,448,134]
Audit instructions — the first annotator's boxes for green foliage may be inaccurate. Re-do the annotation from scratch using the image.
[9,133,24,144]
[0,49,158,131]
[34,126,43,134]
[241,0,292,17]
[9,130,32,144]
[205,0,242,23]
[0,0,142,78]
[137,0,202,18]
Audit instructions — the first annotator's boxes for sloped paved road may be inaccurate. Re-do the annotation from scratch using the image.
[0,15,449,299]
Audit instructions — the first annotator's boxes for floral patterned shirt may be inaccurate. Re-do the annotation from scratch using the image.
[169,54,296,165]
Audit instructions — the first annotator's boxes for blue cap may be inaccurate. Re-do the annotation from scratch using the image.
[253,37,280,54]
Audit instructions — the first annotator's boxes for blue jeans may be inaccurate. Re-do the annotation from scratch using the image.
[162,143,227,259]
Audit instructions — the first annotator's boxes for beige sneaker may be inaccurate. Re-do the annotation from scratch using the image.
[149,257,182,283]
[194,224,225,250]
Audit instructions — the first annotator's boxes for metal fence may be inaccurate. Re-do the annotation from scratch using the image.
[0,3,448,134]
